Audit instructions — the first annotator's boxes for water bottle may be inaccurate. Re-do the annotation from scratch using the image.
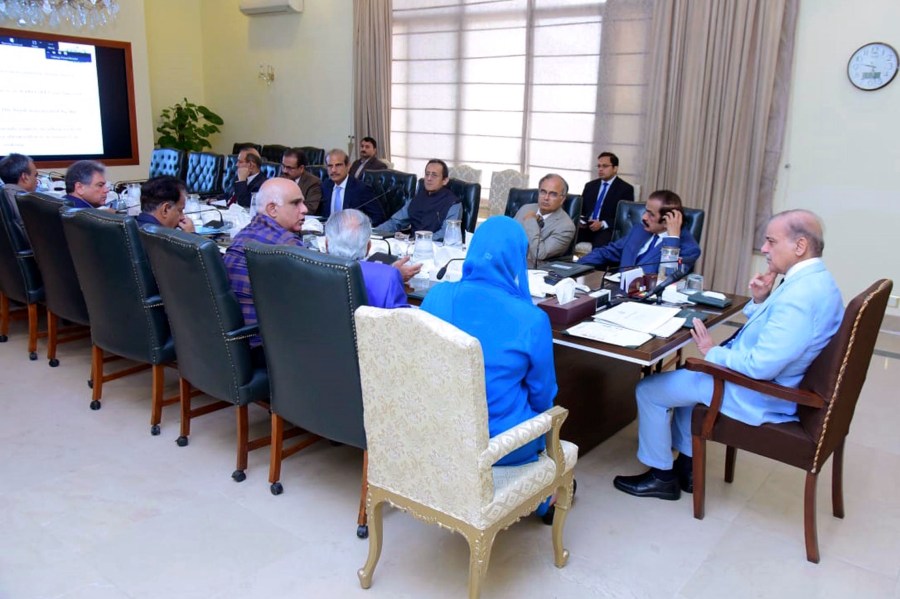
[658,245,680,280]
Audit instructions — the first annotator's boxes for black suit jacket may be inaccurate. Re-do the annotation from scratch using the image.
[320,175,386,225]
[578,176,634,247]
[349,157,388,179]
[232,171,268,208]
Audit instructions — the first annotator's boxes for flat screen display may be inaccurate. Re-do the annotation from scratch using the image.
[0,27,138,167]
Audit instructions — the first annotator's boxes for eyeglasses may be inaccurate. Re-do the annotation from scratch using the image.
[538,189,562,199]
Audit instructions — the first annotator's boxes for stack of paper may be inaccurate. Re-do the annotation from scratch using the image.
[566,321,653,348]
[594,303,681,335]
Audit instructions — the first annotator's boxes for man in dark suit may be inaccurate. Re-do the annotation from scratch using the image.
[231,147,267,208]
[349,136,388,179]
[320,149,385,225]
[579,151,635,248]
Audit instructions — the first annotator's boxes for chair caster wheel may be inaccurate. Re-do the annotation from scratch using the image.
[270,482,283,495]
[87,379,93,389]
[150,424,161,436]
[176,436,188,447]
[49,358,59,367]
[357,525,369,539]
[29,351,37,360]
[232,470,246,483]
[0,334,7,342]
[90,400,101,411]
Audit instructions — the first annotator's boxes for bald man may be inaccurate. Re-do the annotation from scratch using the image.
[613,209,844,501]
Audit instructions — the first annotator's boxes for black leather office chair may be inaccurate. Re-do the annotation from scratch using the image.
[221,154,238,198]
[306,165,328,183]
[185,151,224,196]
[245,244,370,537]
[17,193,90,366]
[363,168,417,218]
[297,146,325,167]
[417,178,482,237]
[611,200,706,245]
[261,144,289,164]
[232,142,262,155]
[260,161,280,181]
[61,209,178,433]
[0,189,44,356]
[504,188,583,255]
[138,225,271,481]
[149,148,186,179]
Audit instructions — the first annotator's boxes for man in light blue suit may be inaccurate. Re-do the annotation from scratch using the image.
[578,190,700,273]
[614,209,844,501]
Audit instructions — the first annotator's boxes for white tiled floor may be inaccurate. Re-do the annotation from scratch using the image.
[1,317,899,598]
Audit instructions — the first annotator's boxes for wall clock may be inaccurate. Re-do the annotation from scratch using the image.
[847,42,898,91]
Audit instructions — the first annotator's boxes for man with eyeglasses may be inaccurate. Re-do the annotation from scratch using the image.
[231,146,267,208]
[513,173,576,265]
[377,159,461,242]
[64,160,110,209]
[279,148,322,215]
[579,151,635,248]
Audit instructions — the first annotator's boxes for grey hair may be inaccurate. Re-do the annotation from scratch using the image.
[325,209,371,260]
[775,209,825,257]
[538,173,569,197]
[0,153,33,184]
[64,160,105,193]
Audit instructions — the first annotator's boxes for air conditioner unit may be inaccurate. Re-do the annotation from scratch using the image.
[239,0,303,16]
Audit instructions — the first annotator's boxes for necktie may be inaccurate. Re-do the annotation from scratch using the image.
[332,185,343,213]
[635,235,660,265]
[590,181,609,221]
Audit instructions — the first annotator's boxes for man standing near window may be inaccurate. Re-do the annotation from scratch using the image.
[579,151,635,248]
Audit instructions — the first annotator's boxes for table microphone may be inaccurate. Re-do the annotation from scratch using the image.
[436,257,466,280]
[533,213,545,269]
[640,267,689,303]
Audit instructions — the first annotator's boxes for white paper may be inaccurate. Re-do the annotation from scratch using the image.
[649,317,686,338]
[593,302,681,335]
[620,268,644,293]
[566,321,653,347]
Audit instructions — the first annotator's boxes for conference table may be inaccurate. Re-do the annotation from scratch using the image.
[408,270,749,456]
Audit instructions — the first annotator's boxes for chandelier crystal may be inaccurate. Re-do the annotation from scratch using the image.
[0,0,120,29]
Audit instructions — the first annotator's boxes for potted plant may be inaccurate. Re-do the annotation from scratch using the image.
[155,98,224,152]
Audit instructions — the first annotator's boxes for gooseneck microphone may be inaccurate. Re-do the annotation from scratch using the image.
[532,213,545,269]
[640,267,689,303]
[436,257,466,280]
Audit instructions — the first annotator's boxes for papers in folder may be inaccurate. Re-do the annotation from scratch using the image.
[565,302,684,347]
[566,321,653,348]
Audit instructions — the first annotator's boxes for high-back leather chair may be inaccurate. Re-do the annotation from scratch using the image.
[261,144,289,164]
[259,161,280,181]
[611,200,705,245]
[149,148,186,179]
[687,278,893,563]
[504,188,583,256]
[61,209,177,433]
[245,244,370,536]
[184,151,224,196]
[354,306,578,598]
[17,193,90,366]
[232,142,262,155]
[0,189,44,357]
[297,146,325,166]
[363,168,417,218]
[306,165,328,183]
[221,154,238,198]
[418,178,481,236]
[138,225,271,482]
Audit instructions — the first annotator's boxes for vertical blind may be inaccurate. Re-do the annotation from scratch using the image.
[391,0,652,195]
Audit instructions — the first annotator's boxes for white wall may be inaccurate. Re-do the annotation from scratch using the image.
[773,0,900,317]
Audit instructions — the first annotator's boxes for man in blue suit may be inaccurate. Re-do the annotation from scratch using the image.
[320,149,385,225]
[614,209,844,501]
[578,190,700,273]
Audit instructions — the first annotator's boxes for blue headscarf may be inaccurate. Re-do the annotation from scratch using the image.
[461,216,531,301]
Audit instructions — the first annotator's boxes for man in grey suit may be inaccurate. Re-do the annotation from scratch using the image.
[613,209,844,501]
[349,136,388,179]
[514,173,576,267]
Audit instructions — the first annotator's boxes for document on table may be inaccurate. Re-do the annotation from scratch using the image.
[565,321,653,348]
[593,302,681,335]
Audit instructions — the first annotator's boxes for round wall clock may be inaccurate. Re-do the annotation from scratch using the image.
[847,42,898,91]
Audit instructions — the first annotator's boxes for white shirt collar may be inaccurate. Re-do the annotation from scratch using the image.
[785,257,821,279]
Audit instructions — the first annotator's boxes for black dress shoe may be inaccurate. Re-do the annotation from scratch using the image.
[674,455,693,494]
[613,470,681,500]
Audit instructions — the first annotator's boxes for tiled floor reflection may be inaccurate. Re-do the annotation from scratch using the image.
[1,313,898,598]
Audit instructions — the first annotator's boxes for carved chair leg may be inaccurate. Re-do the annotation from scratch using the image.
[90,345,103,406]
[357,451,369,534]
[357,497,384,589]
[804,471,820,563]
[692,434,707,519]
[269,413,284,486]
[46,308,58,361]
[724,446,737,483]
[465,529,497,599]
[551,474,573,568]
[832,439,845,519]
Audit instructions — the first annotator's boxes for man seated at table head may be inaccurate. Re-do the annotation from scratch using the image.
[349,136,388,180]
[324,209,409,309]
[579,189,700,274]
[613,209,843,501]
[231,146,267,208]
[136,175,195,232]
[280,148,322,215]
[377,159,461,242]
[513,173,576,265]
[321,149,385,225]
[0,152,39,242]
[64,160,109,209]
[223,177,307,339]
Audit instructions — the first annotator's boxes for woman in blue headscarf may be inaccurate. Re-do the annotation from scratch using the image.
[421,216,557,466]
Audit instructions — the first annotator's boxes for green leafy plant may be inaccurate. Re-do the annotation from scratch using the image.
[155,98,224,152]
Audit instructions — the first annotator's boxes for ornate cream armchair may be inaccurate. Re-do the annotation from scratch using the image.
[354,306,578,599]
[449,163,483,184]
[488,169,528,216]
